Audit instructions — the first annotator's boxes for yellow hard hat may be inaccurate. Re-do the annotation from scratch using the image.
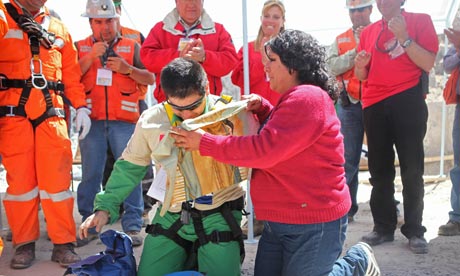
[81,0,119,18]
[346,0,375,9]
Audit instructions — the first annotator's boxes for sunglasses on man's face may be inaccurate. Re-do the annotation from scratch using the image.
[350,7,368,13]
[167,95,205,111]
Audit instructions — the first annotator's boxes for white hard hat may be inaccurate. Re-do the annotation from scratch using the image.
[346,0,375,9]
[81,0,119,18]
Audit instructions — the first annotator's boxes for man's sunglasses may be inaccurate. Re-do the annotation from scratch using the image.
[167,95,205,111]
[350,7,368,13]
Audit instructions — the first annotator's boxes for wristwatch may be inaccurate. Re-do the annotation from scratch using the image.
[124,66,134,76]
[401,38,413,49]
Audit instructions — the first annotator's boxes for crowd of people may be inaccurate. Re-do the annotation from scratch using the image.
[0,0,458,275]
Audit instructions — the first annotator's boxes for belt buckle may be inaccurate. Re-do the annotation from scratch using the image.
[5,105,16,117]
[0,74,7,91]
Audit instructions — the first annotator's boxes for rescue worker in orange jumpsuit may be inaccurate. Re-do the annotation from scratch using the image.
[0,0,91,270]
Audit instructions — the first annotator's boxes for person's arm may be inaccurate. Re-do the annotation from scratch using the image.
[200,92,327,168]
[173,89,326,168]
[77,41,107,75]
[62,33,87,109]
[443,46,460,73]
[398,39,436,73]
[390,14,436,72]
[124,43,155,85]
[354,50,371,81]
[327,38,357,76]
[94,160,149,223]
[140,23,180,74]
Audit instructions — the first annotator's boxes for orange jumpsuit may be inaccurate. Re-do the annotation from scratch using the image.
[0,3,87,247]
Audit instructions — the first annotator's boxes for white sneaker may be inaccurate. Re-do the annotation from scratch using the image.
[356,242,381,276]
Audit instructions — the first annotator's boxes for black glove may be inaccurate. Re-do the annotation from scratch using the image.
[17,15,55,49]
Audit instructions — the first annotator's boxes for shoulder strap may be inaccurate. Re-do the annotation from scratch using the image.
[4,3,20,22]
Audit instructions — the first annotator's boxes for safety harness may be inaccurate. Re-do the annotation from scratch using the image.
[0,4,67,128]
[145,196,246,263]
[145,95,246,266]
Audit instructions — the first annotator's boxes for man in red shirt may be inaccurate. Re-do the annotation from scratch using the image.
[140,0,237,103]
[355,0,438,254]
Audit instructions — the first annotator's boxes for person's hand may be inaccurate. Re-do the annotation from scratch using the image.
[260,36,271,65]
[106,56,131,74]
[169,127,205,151]
[388,15,409,43]
[354,50,371,69]
[79,210,110,240]
[90,41,108,60]
[242,94,262,112]
[444,28,460,49]
[75,107,91,140]
[354,26,365,39]
[183,38,206,63]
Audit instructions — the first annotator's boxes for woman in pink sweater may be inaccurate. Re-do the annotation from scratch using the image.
[173,30,380,276]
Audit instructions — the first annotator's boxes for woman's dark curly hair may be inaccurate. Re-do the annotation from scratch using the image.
[265,29,339,101]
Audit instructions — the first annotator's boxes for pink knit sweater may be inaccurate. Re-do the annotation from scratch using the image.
[199,84,351,224]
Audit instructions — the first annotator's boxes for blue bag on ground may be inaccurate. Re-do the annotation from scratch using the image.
[64,229,137,276]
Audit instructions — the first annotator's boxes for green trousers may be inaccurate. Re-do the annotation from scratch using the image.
[138,207,242,276]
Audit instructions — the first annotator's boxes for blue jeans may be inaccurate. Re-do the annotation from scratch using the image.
[77,120,143,232]
[336,100,364,217]
[449,104,460,222]
[254,216,369,276]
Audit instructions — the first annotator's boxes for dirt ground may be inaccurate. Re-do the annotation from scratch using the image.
[0,173,459,276]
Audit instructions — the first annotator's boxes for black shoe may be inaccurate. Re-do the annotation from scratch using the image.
[408,236,428,254]
[51,243,81,267]
[362,231,394,246]
[10,242,35,269]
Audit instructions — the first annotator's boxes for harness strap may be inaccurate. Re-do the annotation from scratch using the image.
[191,210,208,247]
[145,220,192,252]
[2,4,67,127]
[145,197,246,263]
[0,106,26,117]
[189,197,245,263]
[0,76,65,92]
[0,78,65,127]
[220,203,245,263]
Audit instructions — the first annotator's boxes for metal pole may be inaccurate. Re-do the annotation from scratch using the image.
[242,0,257,244]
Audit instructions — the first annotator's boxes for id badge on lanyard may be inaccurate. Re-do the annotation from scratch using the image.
[96,68,113,86]
[178,37,192,51]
